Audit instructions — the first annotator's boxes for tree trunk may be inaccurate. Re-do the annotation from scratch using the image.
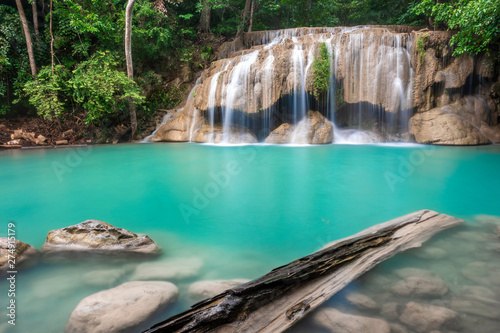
[125,0,137,139]
[32,0,40,45]
[247,0,255,33]
[198,0,211,34]
[50,0,54,74]
[236,0,252,37]
[144,210,462,333]
[15,0,37,77]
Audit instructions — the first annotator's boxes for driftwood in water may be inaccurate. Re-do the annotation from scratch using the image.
[144,210,462,333]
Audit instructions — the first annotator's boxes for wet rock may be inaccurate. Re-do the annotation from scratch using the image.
[0,238,38,276]
[194,125,258,143]
[451,297,500,319]
[41,220,159,255]
[265,123,295,143]
[132,257,203,281]
[461,261,500,286]
[391,277,448,297]
[497,226,500,238]
[346,292,379,311]
[83,268,127,287]
[412,246,447,260]
[312,308,390,333]
[410,110,491,145]
[399,302,458,333]
[380,302,400,321]
[188,279,250,302]
[65,281,178,333]
[389,323,408,333]
[461,286,496,299]
[149,101,203,142]
[291,111,333,144]
[393,268,438,279]
[56,140,69,145]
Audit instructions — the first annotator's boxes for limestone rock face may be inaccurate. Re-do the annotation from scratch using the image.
[265,123,295,143]
[149,101,204,142]
[188,279,250,302]
[65,281,178,333]
[41,220,159,255]
[291,111,333,144]
[410,110,491,145]
[194,125,258,143]
[399,302,458,333]
[312,308,390,333]
[0,238,38,276]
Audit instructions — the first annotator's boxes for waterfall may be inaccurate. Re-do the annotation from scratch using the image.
[150,26,419,144]
[221,50,259,143]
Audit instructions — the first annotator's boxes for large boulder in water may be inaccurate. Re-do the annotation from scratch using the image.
[291,111,333,144]
[149,100,204,142]
[0,238,38,276]
[194,124,258,143]
[265,123,295,143]
[410,109,491,145]
[41,220,159,255]
[65,281,178,333]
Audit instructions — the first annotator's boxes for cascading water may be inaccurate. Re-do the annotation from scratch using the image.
[149,26,418,144]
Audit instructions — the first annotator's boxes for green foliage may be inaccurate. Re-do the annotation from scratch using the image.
[23,65,71,119]
[312,43,331,99]
[416,33,428,63]
[412,0,500,56]
[201,46,213,61]
[70,51,144,123]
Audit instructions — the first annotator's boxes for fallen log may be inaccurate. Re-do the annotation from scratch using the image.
[144,210,462,333]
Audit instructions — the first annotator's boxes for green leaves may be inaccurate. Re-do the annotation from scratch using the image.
[312,42,331,99]
[23,51,144,123]
[412,0,500,56]
[70,51,144,123]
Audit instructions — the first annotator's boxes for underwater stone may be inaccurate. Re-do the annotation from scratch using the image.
[312,308,390,333]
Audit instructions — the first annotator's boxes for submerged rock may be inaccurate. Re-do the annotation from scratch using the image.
[345,292,379,310]
[65,281,178,333]
[399,302,458,333]
[0,238,38,276]
[312,308,390,333]
[391,276,448,297]
[451,297,500,319]
[41,220,159,255]
[265,123,295,143]
[188,279,250,302]
[132,257,203,281]
[380,302,400,321]
[290,111,333,144]
[461,261,500,286]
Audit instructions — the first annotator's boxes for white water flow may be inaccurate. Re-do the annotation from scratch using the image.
[261,51,275,138]
[191,27,416,144]
[207,72,222,143]
[221,50,259,142]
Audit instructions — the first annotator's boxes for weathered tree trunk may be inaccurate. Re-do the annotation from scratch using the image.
[50,0,54,75]
[198,0,211,34]
[125,0,137,139]
[32,0,40,45]
[236,0,252,37]
[15,0,37,77]
[247,0,255,33]
[144,210,462,333]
